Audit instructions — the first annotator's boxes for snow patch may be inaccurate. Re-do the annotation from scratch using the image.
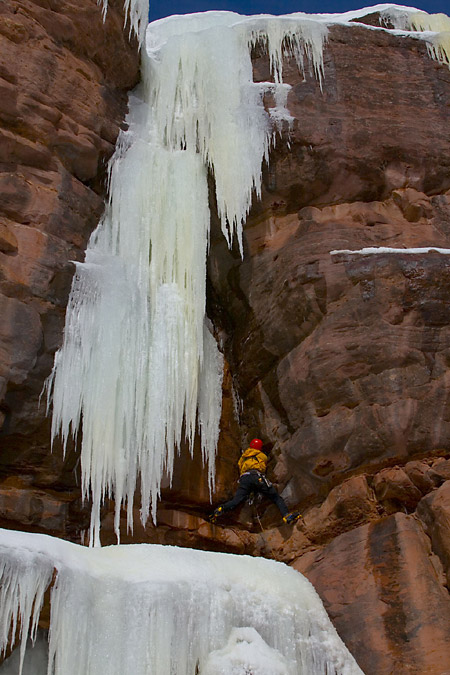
[201,627,289,674]
[331,246,450,255]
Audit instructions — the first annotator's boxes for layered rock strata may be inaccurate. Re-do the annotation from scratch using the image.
[0,0,139,530]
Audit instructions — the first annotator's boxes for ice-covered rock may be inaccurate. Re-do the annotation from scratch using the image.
[0,528,362,675]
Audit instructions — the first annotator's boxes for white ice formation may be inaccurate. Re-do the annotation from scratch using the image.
[46,4,450,547]
[0,636,48,675]
[46,10,328,547]
[379,5,450,65]
[0,529,363,675]
[98,0,150,45]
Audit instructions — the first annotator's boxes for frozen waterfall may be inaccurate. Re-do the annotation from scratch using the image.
[0,529,363,675]
[6,4,450,674]
[46,3,449,548]
[46,10,327,546]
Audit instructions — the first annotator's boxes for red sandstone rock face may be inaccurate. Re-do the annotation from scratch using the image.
[417,480,450,586]
[203,22,450,673]
[0,0,139,496]
[208,22,450,512]
[294,513,450,675]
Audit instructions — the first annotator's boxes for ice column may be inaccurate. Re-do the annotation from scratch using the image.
[47,13,328,546]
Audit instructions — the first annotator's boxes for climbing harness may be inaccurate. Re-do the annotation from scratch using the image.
[247,491,263,507]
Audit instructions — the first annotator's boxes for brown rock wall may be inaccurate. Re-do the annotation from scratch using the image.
[202,24,450,671]
[302,474,379,542]
[0,0,139,492]
[372,466,422,511]
[208,24,450,512]
[293,513,450,675]
[2,9,450,674]
[417,480,450,586]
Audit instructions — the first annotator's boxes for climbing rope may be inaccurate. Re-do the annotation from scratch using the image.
[252,497,275,559]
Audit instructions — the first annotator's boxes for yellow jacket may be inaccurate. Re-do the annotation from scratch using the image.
[238,447,268,475]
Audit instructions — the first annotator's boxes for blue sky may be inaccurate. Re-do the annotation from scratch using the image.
[149,0,448,22]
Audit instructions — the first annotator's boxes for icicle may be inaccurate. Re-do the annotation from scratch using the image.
[0,634,48,675]
[245,17,327,87]
[96,0,149,46]
[0,539,53,675]
[409,13,450,66]
[0,529,363,675]
[409,11,450,34]
[260,82,295,136]
[47,137,216,545]
[198,322,224,494]
[144,19,267,252]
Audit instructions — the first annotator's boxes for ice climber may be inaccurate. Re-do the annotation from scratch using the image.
[209,438,300,525]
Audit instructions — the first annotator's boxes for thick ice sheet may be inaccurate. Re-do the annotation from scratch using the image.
[0,636,48,675]
[0,529,363,675]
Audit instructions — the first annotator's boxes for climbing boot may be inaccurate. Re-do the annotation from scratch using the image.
[208,506,224,524]
[283,512,301,525]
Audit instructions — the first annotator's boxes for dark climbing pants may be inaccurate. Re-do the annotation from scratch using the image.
[220,471,288,517]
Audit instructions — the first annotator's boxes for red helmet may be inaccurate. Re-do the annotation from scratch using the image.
[249,438,263,450]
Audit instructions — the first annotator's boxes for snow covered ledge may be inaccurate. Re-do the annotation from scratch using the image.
[0,529,362,675]
[330,246,450,256]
